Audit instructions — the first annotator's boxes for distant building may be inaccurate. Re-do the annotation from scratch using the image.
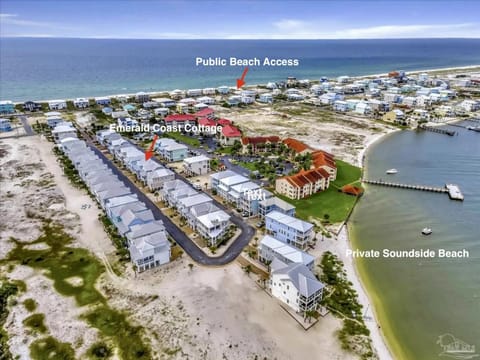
[0,118,12,132]
[0,101,15,114]
[48,100,67,110]
[52,124,77,143]
[23,101,42,112]
[164,114,196,129]
[186,89,203,97]
[135,92,150,103]
[73,98,89,109]
[95,97,111,105]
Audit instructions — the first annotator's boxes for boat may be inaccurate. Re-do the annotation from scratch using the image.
[422,228,432,235]
[386,169,398,174]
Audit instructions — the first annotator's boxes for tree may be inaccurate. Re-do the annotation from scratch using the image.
[188,263,194,272]
[243,265,252,276]
[304,309,317,323]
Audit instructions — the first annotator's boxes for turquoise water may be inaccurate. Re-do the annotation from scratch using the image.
[1,38,480,101]
[350,125,480,359]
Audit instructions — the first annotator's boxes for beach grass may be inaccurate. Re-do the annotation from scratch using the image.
[23,298,37,312]
[30,336,75,360]
[277,159,362,223]
[23,313,48,334]
[3,221,152,359]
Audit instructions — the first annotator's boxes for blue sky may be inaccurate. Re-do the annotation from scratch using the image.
[1,0,479,39]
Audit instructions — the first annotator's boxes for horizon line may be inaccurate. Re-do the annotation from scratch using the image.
[2,36,480,40]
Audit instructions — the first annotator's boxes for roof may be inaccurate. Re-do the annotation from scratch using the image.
[126,220,165,240]
[164,114,196,122]
[271,261,324,297]
[265,210,313,232]
[129,232,169,261]
[231,181,260,194]
[219,174,249,187]
[190,202,220,217]
[259,196,295,211]
[52,125,76,133]
[260,235,314,266]
[183,155,210,164]
[210,170,237,181]
[282,138,311,153]
[194,107,214,117]
[311,150,336,169]
[196,210,230,228]
[177,193,212,208]
[164,143,188,151]
[341,185,364,196]
[241,136,280,145]
[198,118,217,127]
[217,118,232,126]
[221,125,241,137]
[279,168,329,188]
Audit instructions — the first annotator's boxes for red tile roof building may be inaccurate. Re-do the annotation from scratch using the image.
[194,107,215,119]
[282,138,312,154]
[220,125,242,145]
[276,138,337,199]
[276,168,330,200]
[241,136,280,154]
[217,118,232,126]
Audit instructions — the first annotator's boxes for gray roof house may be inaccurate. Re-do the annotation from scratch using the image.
[129,231,171,272]
[269,257,324,313]
[258,235,315,270]
[115,208,155,236]
[146,168,175,192]
[125,220,166,245]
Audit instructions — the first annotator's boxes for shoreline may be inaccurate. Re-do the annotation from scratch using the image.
[9,64,480,104]
[341,128,401,359]
[337,226,394,360]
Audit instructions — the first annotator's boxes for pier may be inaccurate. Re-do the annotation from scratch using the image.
[362,180,464,201]
[418,124,456,136]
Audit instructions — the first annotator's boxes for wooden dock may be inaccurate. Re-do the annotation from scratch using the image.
[363,180,464,201]
[418,125,456,136]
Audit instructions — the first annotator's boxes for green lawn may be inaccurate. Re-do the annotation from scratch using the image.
[164,132,200,146]
[237,161,257,171]
[277,160,363,224]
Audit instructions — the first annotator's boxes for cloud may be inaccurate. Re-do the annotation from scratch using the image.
[228,21,480,39]
[0,13,78,31]
[273,19,310,31]
[335,23,479,39]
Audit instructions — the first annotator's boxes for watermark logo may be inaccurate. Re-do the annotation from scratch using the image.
[243,189,266,201]
[437,333,478,359]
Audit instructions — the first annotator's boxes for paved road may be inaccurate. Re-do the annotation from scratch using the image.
[85,139,255,266]
[19,115,35,136]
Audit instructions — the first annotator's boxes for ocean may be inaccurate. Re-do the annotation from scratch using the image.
[350,125,480,360]
[1,38,480,101]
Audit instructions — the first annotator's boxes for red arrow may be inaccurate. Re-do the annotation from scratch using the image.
[236,67,249,89]
[145,134,159,161]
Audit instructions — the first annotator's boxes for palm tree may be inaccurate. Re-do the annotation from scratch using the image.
[188,263,194,272]
[304,309,317,323]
